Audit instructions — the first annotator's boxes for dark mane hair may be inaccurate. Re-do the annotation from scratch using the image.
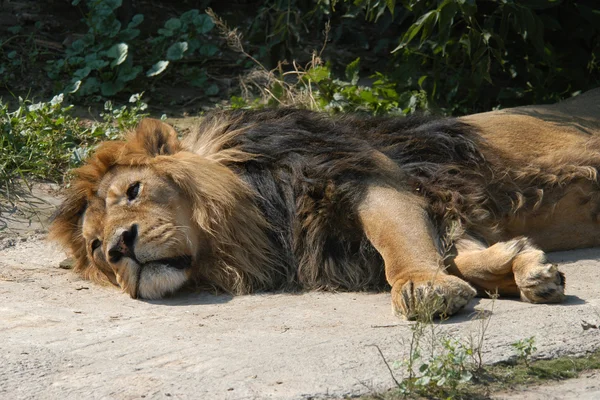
[192,108,596,291]
[188,109,500,291]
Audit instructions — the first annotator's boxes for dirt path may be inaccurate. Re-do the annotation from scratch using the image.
[1,188,600,399]
[494,371,600,400]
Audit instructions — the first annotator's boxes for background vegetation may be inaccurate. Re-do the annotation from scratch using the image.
[1,0,600,183]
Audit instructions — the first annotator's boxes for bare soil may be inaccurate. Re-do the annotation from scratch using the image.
[494,371,600,400]
[1,183,600,399]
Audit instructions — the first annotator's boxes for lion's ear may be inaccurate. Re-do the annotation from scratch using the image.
[49,189,88,255]
[135,118,181,156]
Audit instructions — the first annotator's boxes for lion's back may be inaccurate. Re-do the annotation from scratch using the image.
[183,109,499,290]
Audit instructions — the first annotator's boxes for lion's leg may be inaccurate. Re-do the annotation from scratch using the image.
[447,235,565,303]
[358,185,476,319]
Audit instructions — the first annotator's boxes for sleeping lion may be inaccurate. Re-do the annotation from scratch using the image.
[50,89,600,319]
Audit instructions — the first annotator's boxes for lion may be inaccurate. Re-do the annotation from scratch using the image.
[50,88,600,319]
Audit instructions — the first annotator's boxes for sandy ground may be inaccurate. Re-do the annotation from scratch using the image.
[494,370,600,400]
[2,186,600,399]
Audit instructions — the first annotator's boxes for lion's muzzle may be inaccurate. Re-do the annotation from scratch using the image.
[107,224,138,263]
[106,223,193,299]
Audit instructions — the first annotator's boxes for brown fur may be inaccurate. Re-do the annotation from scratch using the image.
[50,89,600,317]
[51,120,277,297]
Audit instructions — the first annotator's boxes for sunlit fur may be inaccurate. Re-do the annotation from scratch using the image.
[50,94,600,303]
[51,118,275,298]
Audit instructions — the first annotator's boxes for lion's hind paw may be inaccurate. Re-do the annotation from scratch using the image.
[518,263,565,304]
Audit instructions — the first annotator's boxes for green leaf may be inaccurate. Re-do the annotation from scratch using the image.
[417,376,431,386]
[146,60,169,77]
[78,77,99,95]
[103,0,122,11]
[345,58,360,85]
[419,10,439,45]
[67,56,84,67]
[157,28,174,37]
[166,42,188,61]
[393,10,438,52]
[164,18,182,31]
[129,93,143,103]
[7,25,22,34]
[180,9,200,24]
[99,18,121,38]
[460,370,473,383]
[128,14,144,28]
[73,66,91,79]
[306,66,330,83]
[84,52,98,62]
[118,65,142,82]
[106,43,128,67]
[385,0,395,15]
[118,28,140,42]
[87,59,109,70]
[437,0,458,45]
[481,55,492,84]
[198,44,219,57]
[191,74,208,87]
[359,89,377,104]
[482,31,491,45]
[204,83,219,96]
[64,80,81,94]
[66,40,86,57]
[194,14,215,34]
[101,80,125,96]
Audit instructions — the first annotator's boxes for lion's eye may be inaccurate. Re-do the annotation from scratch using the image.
[126,182,141,201]
[91,239,102,253]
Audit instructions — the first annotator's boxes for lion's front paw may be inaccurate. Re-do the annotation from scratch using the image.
[391,274,476,320]
[516,263,565,303]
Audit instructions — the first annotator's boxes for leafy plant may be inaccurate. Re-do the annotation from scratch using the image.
[6,0,597,112]
[512,336,537,367]
[219,0,600,114]
[148,9,219,95]
[0,93,148,185]
[46,1,219,98]
[236,54,429,115]
[391,317,477,399]
[310,59,429,115]
[46,0,145,97]
[0,22,45,88]
[98,93,152,140]
[386,0,600,113]
[404,338,474,396]
[378,292,500,399]
[212,13,427,115]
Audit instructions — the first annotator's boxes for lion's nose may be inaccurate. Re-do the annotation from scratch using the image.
[108,224,138,263]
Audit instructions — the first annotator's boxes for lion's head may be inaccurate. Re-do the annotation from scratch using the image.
[50,118,276,299]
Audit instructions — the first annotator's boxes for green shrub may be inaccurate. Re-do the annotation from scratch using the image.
[511,336,537,367]
[0,93,148,184]
[4,0,599,114]
[46,0,146,97]
[46,1,219,98]
[216,0,600,114]
[389,0,600,113]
